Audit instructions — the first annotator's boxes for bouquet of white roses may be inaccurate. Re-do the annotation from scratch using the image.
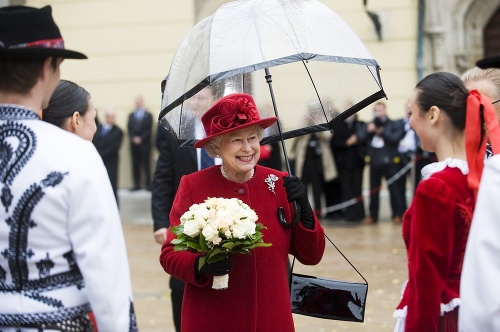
[170,197,271,289]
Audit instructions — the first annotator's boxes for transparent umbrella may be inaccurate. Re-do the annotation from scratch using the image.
[159,0,386,226]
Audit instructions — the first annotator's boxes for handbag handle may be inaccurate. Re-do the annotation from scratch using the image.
[289,233,368,287]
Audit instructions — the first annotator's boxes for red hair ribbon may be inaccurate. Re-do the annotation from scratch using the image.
[465,89,500,196]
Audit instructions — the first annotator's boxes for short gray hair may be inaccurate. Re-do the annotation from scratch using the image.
[203,125,264,158]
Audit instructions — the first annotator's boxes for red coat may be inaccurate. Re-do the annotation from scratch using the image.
[395,164,475,331]
[160,165,325,332]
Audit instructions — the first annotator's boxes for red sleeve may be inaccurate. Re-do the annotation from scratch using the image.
[159,176,210,287]
[405,177,455,332]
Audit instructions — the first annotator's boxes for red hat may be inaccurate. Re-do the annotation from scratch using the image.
[194,93,278,148]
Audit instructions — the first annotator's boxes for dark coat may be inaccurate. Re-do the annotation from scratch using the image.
[160,165,325,332]
[331,119,366,170]
[151,126,197,232]
[358,117,405,168]
[127,110,152,151]
[92,124,123,194]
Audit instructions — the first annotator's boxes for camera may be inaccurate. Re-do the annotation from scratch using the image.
[373,116,384,128]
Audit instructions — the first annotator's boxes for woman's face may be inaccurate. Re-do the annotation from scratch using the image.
[217,126,261,177]
[77,97,97,141]
[408,89,433,152]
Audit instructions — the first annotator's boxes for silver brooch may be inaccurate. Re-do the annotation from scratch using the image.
[265,174,279,194]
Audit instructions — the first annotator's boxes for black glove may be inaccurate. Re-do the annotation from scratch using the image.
[282,176,314,229]
[196,257,233,277]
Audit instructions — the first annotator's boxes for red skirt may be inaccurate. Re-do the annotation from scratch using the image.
[438,307,458,332]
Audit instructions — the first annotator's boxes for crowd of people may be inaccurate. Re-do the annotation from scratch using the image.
[287,99,435,227]
[3,4,500,332]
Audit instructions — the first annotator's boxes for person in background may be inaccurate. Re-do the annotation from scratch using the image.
[398,97,437,193]
[257,103,282,171]
[152,85,220,332]
[330,112,367,223]
[391,101,416,215]
[459,58,500,331]
[413,139,438,193]
[93,107,124,204]
[393,72,488,332]
[127,95,153,191]
[291,101,337,218]
[461,65,500,158]
[323,98,344,221]
[359,101,405,225]
[159,93,325,331]
[0,5,136,331]
[42,79,97,141]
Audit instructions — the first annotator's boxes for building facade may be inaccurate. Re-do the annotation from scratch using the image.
[7,0,500,188]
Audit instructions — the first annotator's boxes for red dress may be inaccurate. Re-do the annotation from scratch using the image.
[160,165,325,332]
[394,159,475,332]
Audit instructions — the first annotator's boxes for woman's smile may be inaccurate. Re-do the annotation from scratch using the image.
[237,155,254,162]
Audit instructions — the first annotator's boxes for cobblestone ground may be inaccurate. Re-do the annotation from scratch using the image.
[120,190,407,332]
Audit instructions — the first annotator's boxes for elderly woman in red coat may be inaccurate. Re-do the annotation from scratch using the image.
[160,93,325,332]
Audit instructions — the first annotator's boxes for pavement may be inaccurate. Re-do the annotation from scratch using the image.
[119,188,408,332]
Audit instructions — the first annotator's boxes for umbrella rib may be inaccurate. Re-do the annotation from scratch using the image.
[301,60,333,133]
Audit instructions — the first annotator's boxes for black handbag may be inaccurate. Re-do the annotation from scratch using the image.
[289,234,368,322]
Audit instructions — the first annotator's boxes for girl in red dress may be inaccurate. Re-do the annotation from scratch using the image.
[393,72,488,332]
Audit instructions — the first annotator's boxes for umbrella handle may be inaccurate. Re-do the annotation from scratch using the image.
[278,201,301,228]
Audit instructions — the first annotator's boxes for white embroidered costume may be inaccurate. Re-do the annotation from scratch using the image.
[0,105,137,331]
[459,154,500,331]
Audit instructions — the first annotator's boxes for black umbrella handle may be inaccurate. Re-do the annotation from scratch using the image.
[264,67,301,229]
[278,201,301,228]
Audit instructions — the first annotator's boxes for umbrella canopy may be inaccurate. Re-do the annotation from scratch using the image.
[159,0,385,147]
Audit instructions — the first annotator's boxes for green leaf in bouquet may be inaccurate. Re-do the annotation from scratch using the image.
[252,233,263,241]
[170,225,184,236]
[222,242,235,250]
[207,248,224,259]
[197,255,206,271]
[171,238,185,245]
[255,223,265,231]
[253,242,273,248]
[207,251,229,264]
[199,232,209,252]
[173,243,189,251]
[187,240,201,251]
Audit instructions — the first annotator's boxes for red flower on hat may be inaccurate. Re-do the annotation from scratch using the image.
[210,96,259,133]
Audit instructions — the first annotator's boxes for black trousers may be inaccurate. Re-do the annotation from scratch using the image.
[131,144,151,189]
[368,163,407,222]
[169,276,184,332]
[324,178,343,217]
[301,157,324,212]
[338,167,365,221]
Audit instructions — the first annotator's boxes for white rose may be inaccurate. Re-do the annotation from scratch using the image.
[242,218,257,236]
[232,224,246,239]
[183,219,200,237]
[202,225,218,243]
[213,236,222,245]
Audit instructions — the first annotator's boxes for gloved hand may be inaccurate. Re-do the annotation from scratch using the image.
[196,257,233,277]
[282,176,314,229]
